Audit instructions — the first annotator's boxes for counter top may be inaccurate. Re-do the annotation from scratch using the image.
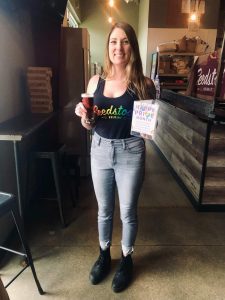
[160,89,216,121]
[0,112,56,141]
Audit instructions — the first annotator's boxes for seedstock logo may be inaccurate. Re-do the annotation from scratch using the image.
[197,68,217,86]
[93,105,132,119]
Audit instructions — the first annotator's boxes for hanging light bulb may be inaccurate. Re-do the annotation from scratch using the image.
[190,12,197,21]
[109,0,114,7]
[108,16,113,23]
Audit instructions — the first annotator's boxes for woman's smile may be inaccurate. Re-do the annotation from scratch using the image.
[109,28,131,66]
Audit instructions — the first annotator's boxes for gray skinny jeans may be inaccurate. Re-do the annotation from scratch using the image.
[91,132,145,255]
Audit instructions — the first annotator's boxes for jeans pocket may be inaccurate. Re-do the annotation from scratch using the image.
[91,137,99,154]
[127,139,145,154]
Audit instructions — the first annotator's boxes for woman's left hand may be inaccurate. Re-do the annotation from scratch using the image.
[140,133,153,140]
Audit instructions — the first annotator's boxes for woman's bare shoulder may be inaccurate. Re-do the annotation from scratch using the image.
[145,76,154,87]
[87,75,100,94]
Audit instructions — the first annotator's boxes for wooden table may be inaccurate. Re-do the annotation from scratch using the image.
[0,112,56,219]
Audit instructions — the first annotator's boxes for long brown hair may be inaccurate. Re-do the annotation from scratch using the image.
[102,22,150,100]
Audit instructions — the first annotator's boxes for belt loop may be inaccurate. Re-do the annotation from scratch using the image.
[98,137,101,145]
[122,139,126,149]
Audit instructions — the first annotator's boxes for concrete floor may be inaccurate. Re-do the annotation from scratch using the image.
[1,142,225,300]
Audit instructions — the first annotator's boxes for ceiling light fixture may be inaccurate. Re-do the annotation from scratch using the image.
[108,16,113,23]
[190,12,197,21]
[124,0,140,4]
[109,0,114,7]
[181,0,205,14]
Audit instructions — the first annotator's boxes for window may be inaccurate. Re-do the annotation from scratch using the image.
[64,0,80,28]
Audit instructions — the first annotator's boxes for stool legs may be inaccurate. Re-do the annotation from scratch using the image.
[61,152,80,208]
[51,155,66,228]
[11,208,44,295]
[71,171,80,207]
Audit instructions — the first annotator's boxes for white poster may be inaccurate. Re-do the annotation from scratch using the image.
[131,100,159,139]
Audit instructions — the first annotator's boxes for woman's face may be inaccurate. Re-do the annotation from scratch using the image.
[108,27,131,67]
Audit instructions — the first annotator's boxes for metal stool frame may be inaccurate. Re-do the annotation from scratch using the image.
[0,192,44,295]
[33,149,66,227]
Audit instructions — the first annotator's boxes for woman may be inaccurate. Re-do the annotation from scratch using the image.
[75,22,155,292]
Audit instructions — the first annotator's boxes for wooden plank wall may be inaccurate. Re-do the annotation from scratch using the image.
[202,124,225,204]
[154,101,208,201]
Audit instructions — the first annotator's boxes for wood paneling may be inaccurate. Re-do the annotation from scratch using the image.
[202,125,225,204]
[154,101,208,200]
[166,0,187,28]
[202,186,225,204]
[154,100,225,207]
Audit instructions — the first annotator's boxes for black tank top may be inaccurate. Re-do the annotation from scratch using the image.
[93,78,137,139]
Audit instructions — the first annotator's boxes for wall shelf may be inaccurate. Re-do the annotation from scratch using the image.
[151,51,196,92]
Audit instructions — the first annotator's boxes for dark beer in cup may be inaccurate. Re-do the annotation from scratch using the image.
[81,93,94,122]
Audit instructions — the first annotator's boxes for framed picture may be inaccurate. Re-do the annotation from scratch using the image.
[150,52,158,80]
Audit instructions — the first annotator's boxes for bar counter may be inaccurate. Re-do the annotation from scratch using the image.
[0,112,57,219]
[153,90,225,210]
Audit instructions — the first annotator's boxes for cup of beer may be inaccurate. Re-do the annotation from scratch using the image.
[81,93,94,123]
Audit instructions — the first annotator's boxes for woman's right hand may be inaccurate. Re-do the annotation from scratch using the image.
[75,102,87,118]
[75,102,94,130]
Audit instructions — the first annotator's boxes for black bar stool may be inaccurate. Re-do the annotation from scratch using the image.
[32,145,66,228]
[0,192,44,295]
[60,149,80,207]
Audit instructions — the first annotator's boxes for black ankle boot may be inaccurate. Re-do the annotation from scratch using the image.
[112,253,133,293]
[89,247,111,285]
